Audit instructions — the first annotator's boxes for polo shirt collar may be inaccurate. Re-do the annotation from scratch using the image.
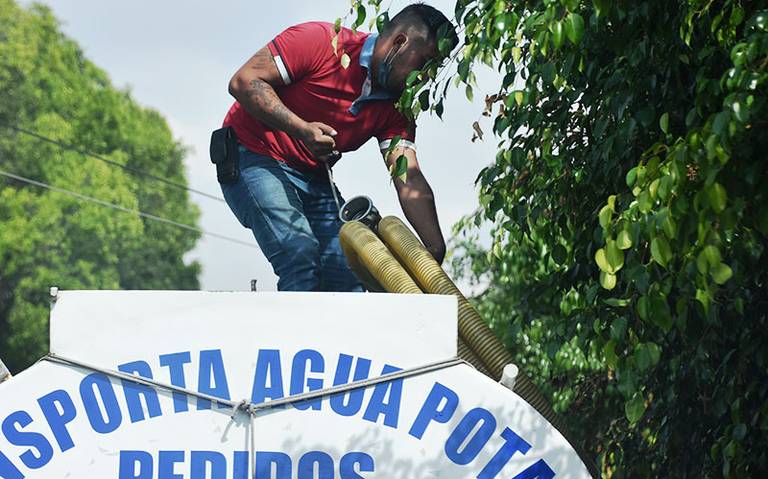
[349,33,398,116]
[359,32,377,69]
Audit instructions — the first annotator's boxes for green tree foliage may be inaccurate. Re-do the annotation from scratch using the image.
[443,1,767,477]
[0,0,201,372]
[356,0,767,476]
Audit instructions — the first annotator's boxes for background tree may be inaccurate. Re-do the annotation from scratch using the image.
[0,0,201,372]
[350,0,767,476]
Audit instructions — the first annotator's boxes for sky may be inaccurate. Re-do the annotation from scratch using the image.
[24,0,501,291]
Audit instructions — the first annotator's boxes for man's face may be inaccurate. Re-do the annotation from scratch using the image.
[385,42,436,94]
[375,33,438,94]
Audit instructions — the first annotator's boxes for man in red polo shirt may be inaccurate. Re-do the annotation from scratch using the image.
[220,4,458,291]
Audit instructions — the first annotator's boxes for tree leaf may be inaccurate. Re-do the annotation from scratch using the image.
[331,34,339,56]
[625,393,646,424]
[391,154,408,183]
[551,20,565,49]
[706,182,727,213]
[418,90,430,112]
[638,190,653,213]
[405,70,421,87]
[600,271,617,290]
[731,99,748,123]
[599,204,613,229]
[552,244,567,265]
[438,38,452,57]
[376,12,390,33]
[712,111,730,135]
[617,229,633,249]
[384,135,402,159]
[565,0,580,10]
[696,250,710,275]
[595,248,611,273]
[565,13,585,44]
[649,178,660,199]
[649,294,673,332]
[702,245,722,267]
[340,52,351,69]
[472,121,484,141]
[626,167,638,187]
[661,214,677,239]
[609,318,629,343]
[353,4,367,30]
[657,175,672,201]
[495,12,516,32]
[696,288,711,315]
[751,11,767,30]
[651,236,672,267]
[604,340,618,368]
[711,262,733,284]
[660,112,669,134]
[605,240,624,272]
[398,87,415,115]
[593,0,612,18]
[634,342,661,371]
[637,296,649,320]
[435,99,444,119]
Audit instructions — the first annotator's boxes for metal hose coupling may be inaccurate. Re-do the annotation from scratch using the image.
[339,196,381,229]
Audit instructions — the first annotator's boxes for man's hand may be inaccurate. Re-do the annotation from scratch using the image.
[297,122,341,163]
[230,47,343,164]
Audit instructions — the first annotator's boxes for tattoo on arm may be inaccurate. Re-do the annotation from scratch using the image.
[235,48,304,137]
[246,79,300,134]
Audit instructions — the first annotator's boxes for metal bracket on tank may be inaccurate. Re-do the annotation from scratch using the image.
[499,363,519,392]
[0,358,11,383]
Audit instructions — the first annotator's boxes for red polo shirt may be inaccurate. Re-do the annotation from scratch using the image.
[223,22,416,171]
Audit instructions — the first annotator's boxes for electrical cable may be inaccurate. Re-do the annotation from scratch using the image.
[0,169,258,249]
[0,123,226,203]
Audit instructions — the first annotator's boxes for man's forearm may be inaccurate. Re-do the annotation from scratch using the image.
[230,77,305,137]
[396,171,446,263]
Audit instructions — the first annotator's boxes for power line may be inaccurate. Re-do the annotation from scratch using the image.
[0,123,226,203]
[0,169,258,249]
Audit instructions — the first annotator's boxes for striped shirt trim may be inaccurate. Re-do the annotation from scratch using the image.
[379,138,417,153]
[270,39,293,85]
[273,54,292,85]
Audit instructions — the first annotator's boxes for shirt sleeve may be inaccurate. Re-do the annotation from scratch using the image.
[267,22,329,85]
[376,108,417,153]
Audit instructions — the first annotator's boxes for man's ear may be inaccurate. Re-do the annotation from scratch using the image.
[393,32,408,49]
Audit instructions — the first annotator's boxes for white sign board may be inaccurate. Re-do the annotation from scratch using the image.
[0,291,592,478]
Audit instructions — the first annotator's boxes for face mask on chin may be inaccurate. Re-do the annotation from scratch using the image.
[376,41,406,95]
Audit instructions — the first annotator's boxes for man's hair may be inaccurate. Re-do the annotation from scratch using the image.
[385,3,459,57]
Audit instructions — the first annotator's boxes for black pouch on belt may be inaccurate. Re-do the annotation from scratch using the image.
[209,126,240,184]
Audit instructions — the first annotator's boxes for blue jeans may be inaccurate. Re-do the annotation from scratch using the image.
[221,146,363,292]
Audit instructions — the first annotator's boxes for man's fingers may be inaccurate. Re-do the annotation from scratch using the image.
[315,135,336,148]
[312,142,335,157]
[317,151,341,163]
[316,123,338,137]
[302,122,339,160]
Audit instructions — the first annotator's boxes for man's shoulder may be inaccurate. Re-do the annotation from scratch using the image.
[283,21,333,36]
[284,21,370,42]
